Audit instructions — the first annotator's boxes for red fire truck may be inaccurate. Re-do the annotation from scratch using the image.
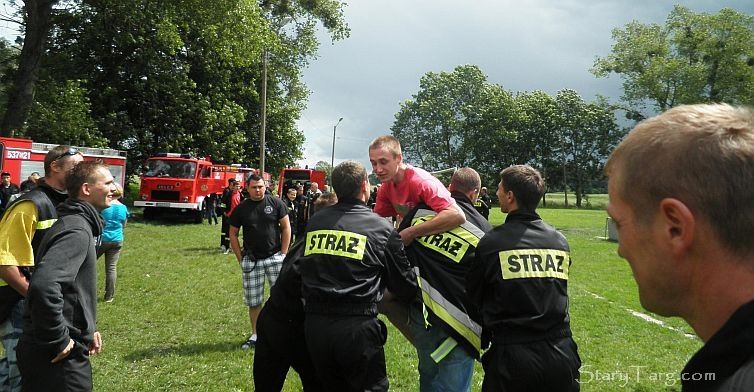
[276,167,327,196]
[134,153,266,222]
[0,136,127,188]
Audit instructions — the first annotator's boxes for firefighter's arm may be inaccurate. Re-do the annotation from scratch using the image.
[229,225,242,263]
[398,202,465,245]
[0,266,28,296]
[279,215,291,255]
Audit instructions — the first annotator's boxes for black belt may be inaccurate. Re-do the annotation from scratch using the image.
[305,301,378,317]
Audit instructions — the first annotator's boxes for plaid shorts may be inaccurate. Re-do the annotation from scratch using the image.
[240,252,284,307]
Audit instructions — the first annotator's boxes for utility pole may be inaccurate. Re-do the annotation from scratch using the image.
[260,50,268,175]
[330,117,343,169]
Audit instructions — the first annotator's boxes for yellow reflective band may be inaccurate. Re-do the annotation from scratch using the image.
[416,268,482,354]
[499,249,570,280]
[35,219,57,230]
[415,232,470,263]
[448,226,480,247]
[430,337,458,363]
[304,230,367,261]
[411,214,482,247]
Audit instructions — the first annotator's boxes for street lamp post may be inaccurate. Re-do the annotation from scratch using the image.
[331,117,343,169]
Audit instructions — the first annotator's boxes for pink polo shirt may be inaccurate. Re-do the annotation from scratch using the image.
[374,164,454,219]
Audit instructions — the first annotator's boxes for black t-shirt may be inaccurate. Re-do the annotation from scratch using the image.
[229,195,288,259]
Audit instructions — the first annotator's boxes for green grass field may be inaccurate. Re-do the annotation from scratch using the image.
[89,205,701,391]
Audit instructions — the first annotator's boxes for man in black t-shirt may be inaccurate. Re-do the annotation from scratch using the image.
[229,175,291,349]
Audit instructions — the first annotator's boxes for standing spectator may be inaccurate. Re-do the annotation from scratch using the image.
[19,172,40,193]
[219,179,238,253]
[299,161,417,391]
[204,193,219,225]
[304,182,322,221]
[473,186,491,220]
[606,104,754,390]
[0,172,20,212]
[98,183,129,303]
[467,165,581,391]
[0,145,83,392]
[399,168,493,392]
[223,182,242,255]
[228,175,291,349]
[295,183,307,234]
[16,161,112,392]
[282,187,300,243]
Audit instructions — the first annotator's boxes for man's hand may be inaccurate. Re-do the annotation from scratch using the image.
[51,339,74,363]
[88,331,103,355]
[398,226,418,246]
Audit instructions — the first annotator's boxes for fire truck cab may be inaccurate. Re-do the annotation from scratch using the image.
[0,136,127,188]
[277,168,327,196]
[134,153,255,222]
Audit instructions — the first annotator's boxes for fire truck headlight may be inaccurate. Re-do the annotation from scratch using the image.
[141,194,148,200]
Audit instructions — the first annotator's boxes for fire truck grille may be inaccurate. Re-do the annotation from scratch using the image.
[150,190,180,201]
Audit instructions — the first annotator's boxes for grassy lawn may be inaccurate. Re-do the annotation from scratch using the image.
[90,204,701,391]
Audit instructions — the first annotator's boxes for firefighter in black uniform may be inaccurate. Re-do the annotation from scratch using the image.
[473,186,491,220]
[467,165,581,391]
[299,160,417,392]
[398,167,493,391]
[252,241,323,392]
[252,194,339,392]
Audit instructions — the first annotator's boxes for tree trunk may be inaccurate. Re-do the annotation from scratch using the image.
[0,0,55,137]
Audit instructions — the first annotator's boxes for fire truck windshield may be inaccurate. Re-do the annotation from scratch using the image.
[144,159,197,179]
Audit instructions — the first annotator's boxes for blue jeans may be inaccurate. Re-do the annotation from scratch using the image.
[0,299,24,392]
[409,301,475,392]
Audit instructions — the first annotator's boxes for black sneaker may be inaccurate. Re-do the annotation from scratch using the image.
[241,336,256,350]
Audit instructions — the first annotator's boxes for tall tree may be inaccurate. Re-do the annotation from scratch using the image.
[516,90,562,205]
[555,89,622,207]
[22,0,348,175]
[0,0,57,136]
[593,5,754,120]
[391,64,521,184]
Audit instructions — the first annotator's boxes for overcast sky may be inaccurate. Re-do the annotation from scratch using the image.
[296,0,754,170]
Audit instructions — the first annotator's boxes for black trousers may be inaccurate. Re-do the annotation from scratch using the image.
[17,338,92,392]
[482,337,581,392]
[253,305,323,392]
[220,214,230,248]
[305,314,389,392]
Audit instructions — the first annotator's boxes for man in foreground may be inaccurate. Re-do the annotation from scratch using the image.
[606,103,754,390]
[299,160,417,391]
[252,194,338,392]
[16,161,113,391]
[0,145,83,391]
[467,165,581,391]
[399,167,492,391]
[229,175,290,349]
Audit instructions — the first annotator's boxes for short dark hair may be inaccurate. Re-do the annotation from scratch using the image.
[450,167,481,194]
[66,161,108,198]
[1,172,9,177]
[44,146,81,176]
[332,160,367,200]
[228,178,237,185]
[247,174,263,183]
[500,165,544,211]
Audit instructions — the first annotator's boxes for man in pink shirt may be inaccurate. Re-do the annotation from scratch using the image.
[369,135,465,244]
[369,135,466,343]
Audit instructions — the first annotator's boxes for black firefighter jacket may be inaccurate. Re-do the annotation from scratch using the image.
[467,209,573,346]
[299,198,417,316]
[399,191,493,358]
